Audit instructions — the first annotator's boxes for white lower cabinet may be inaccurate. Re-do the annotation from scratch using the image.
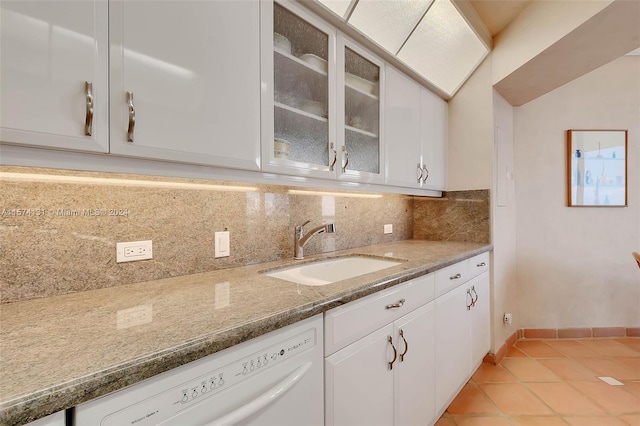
[324,275,436,426]
[24,411,65,426]
[435,253,490,413]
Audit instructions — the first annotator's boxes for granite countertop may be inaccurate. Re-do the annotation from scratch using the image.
[0,240,492,426]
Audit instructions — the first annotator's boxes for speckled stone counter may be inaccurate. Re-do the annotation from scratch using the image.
[0,240,491,425]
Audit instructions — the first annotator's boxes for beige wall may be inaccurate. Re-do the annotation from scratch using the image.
[514,56,640,328]
[447,57,494,191]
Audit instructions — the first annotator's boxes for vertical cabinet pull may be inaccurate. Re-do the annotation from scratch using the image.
[387,336,397,370]
[127,91,136,142]
[399,329,409,362]
[466,289,473,311]
[329,143,337,171]
[84,81,94,136]
[341,146,349,172]
[422,165,429,183]
[470,285,478,306]
[417,163,423,183]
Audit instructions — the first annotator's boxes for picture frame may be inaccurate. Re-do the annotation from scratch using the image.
[567,129,628,207]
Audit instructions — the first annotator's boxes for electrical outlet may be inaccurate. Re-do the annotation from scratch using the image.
[503,312,513,325]
[384,224,393,234]
[116,240,153,263]
[215,231,230,258]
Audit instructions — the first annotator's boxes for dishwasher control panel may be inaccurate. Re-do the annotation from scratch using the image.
[101,327,317,426]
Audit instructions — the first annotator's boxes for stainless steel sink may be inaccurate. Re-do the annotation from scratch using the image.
[263,255,404,286]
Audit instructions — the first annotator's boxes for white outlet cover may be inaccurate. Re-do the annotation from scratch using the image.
[116,240,153,263]
[384,224,393,234]
[215,231,230,258]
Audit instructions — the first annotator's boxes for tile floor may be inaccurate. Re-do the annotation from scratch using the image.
[435,338,640,426]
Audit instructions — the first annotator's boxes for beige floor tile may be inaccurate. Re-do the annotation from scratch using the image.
[615,338,640,353]
[480,383,553,415]
[471,363,516,384]
[434,416,456,426]
[546,340,601,358]
[526,382,606,415]
[509,416,569,425]
[538,358,600,381]
[621,381,640,398]
[453,416,511,426]
[506,346,528,358]
[563,416,628,425]
[515,340,567,358]
[447,383,499,415]
[581,339,640,357]
[616,357,640,371]
[570,381,640,415]
[619,413,640,426]
[501,358,562,382]
[576,358,640,380]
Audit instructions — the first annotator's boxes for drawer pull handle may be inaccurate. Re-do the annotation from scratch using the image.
[127,91,136,142]
[385,298,405,310]
[341,146,349,172]
[84,81,93,136]
[470,285,478,306]
[387,336,397,370]
[329,143,337,171]
[466,289,473,310]
[450,273,462,280]
[477,262,486,267]
[422,165,429,183]
[417,163,423,183]
[399,329,409,362]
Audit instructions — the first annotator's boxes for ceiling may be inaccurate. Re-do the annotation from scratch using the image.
[468,0,533,36]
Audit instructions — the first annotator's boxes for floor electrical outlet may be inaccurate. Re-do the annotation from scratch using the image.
[116,240,153,263]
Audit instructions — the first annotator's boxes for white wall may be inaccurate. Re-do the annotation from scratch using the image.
[492,91,518,347]
[514,56,640,328]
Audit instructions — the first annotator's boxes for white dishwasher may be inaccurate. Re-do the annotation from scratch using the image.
[75,315,323,426]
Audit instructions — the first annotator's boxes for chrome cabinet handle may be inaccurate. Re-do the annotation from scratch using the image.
[385,298,405,310]
[422,165,429,183]
[477,262,486,267]
[84,81,94,136]
[466,289,473,311]
[470,285,478,306]
[127,91,136,142]
[450,273,462,280]
[417,163,423,183]
[329,143,337,171]
[341,146,349,172]
[399,329,408,362]
[387,336,397,370]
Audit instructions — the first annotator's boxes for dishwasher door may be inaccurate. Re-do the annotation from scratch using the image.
[75,315,323,426]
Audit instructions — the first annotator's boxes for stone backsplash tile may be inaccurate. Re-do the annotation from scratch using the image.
[414,189,490,244]
[0,166,413,303]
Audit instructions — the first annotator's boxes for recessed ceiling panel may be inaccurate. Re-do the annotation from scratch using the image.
[398,0,489,96]
[348,0,434,54]
[315,0,354,19]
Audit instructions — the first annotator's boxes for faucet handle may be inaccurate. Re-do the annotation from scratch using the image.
[298,220,311,229]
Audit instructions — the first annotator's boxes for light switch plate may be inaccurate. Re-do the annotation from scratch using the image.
[215,231,230,258]
[384,224,393,234]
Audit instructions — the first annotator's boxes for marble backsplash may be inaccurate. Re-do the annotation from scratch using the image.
[0,166,415,303]
[413,189,490,244]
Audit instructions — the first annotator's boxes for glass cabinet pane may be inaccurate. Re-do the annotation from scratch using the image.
[273,3,330,166]
[344,47,380,174]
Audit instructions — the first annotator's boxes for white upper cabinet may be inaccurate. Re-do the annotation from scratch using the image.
[261,0,384,183]
[420,88,447,191]
[109,0,261,170]
[385,66,422,187]
[385,66,447,191]
[0,0,108,152]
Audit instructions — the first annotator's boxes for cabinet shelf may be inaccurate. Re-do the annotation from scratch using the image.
[345,125,377,138]
[275,48,328,77]
[345,83,378,101]
[275,102,328,122]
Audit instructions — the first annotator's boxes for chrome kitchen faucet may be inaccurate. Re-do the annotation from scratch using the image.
[294,220,336,260]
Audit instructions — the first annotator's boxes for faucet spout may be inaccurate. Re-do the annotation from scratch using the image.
[294,221,336,260]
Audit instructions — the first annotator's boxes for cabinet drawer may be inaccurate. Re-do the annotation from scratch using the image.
[468,252,490,280]
[324,274,434,356]
[435,260,469,298]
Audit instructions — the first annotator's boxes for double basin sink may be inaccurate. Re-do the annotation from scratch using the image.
[263,255,404,286]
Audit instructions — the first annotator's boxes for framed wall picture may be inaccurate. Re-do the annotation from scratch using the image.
[567,129,627,207]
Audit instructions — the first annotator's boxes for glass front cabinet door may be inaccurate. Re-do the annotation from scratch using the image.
[261,0,384,183]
